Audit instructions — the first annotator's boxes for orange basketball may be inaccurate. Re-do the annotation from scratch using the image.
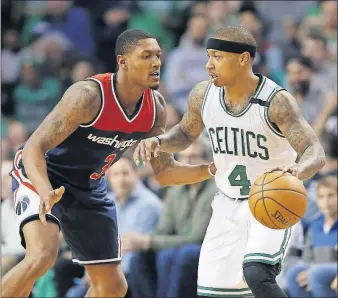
[248,171,307,230]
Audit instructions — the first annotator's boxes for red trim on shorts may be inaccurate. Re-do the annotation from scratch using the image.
[12,169,38,194]
[14,150,22,170]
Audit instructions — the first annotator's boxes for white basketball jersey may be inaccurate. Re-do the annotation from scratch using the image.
[202,74,297,199]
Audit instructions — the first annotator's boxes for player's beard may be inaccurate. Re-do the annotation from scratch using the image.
[150,84,160,90]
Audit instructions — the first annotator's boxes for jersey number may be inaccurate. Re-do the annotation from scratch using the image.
[228,165,251,196]
[90,154,116,180]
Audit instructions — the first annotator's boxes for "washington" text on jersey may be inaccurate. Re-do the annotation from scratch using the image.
[87,134,137,150]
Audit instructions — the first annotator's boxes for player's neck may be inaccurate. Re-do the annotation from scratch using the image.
[115,72,146,109]
[225,71,259,105]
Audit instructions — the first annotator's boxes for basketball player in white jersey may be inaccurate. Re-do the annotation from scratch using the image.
[134,26,325,297]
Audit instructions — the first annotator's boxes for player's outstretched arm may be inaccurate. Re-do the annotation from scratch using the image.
[268,90,326,180]
[22,81,100,223]
[134,90,216,187]
[133,81,208,166]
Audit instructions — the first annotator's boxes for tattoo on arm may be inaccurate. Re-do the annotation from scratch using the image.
[268,90,325,180]
[27,81,100,152]
[158,81,208,152]
[150,152,175,176]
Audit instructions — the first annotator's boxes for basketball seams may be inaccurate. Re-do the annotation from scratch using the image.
[249,188,307,198]
[250,171,306,229]
[262,198,282,229]
[263,196,302,218]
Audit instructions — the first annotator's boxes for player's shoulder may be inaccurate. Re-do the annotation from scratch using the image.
[66,80,100,98]
[88,72,113,83]
[268,89,299,125]
[152,90,166,112]
[188,80,210,110]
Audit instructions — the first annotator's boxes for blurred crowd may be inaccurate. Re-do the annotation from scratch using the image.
[1,0,337,297]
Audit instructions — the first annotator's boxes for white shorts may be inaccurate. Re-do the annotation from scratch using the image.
[12,169,60,244]
[197,191,292,297]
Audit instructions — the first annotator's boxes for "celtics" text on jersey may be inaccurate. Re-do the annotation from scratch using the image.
[208,126,269,160]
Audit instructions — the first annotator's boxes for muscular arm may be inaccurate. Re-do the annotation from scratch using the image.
[157,81,208,152]
[146,90,215,187]
[268,90,326,180]
[22,81,100,196]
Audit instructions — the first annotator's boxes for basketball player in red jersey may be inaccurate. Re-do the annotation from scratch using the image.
[2,29,216,297]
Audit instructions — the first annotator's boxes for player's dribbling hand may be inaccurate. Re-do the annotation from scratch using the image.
[264,164,299,177]
[39,186,65,225]
[133,137,161,166]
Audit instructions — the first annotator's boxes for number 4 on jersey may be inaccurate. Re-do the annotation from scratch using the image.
[228,165,251,196]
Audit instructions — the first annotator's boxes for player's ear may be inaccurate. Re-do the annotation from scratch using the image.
[239,52,250,66]
[117,55,128,70]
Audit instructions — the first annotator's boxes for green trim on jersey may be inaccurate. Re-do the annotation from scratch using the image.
[243,228,291,265]
[219,75,266,117]
[201,82,212,119]
[264,87,286,138]
[197,286,252,297]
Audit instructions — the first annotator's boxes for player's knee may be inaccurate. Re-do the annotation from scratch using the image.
[243,262,278,289]
[24,248,58,278]
[93,275,128,297]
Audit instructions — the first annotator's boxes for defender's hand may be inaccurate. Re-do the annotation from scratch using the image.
[134,137,161,166]
[39,186,65,225]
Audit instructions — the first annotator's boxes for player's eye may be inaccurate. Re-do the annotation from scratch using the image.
[143,55,150,59]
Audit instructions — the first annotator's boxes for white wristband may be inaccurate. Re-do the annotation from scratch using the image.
[208,162,215,177]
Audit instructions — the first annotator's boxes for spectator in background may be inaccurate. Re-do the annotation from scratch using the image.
[238,3,285,85]
[255,1,316,46]
[164,14,209,114]
[40,38,79,84]
[125,140,216,298]
[281,18,302,65]
[1,29,22,117]
[62,60,95,92]
[14,62,62,135]
[301,33,337,91]
[285,56,327,126]
[286,176,338,298]
[107,156,162,298]
[95,1,132,73]
[303,0,337,60]
[1,160,25,277]
[206,1,239,33]
[32,1,95,58]
[276,222,305,292]
[4,121,28,160]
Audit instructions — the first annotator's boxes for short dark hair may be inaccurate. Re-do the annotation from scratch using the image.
[115,29,156,56]
[211,25,257,48]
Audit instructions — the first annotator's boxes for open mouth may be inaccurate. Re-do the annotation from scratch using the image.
[209,74,218,82]
[150,71,160,79]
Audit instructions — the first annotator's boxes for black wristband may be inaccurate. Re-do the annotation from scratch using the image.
[155,136,161,145]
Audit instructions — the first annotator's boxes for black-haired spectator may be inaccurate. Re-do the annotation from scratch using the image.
[1,29,22,117]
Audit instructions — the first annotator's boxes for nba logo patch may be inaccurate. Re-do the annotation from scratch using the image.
[16,197,30,215]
